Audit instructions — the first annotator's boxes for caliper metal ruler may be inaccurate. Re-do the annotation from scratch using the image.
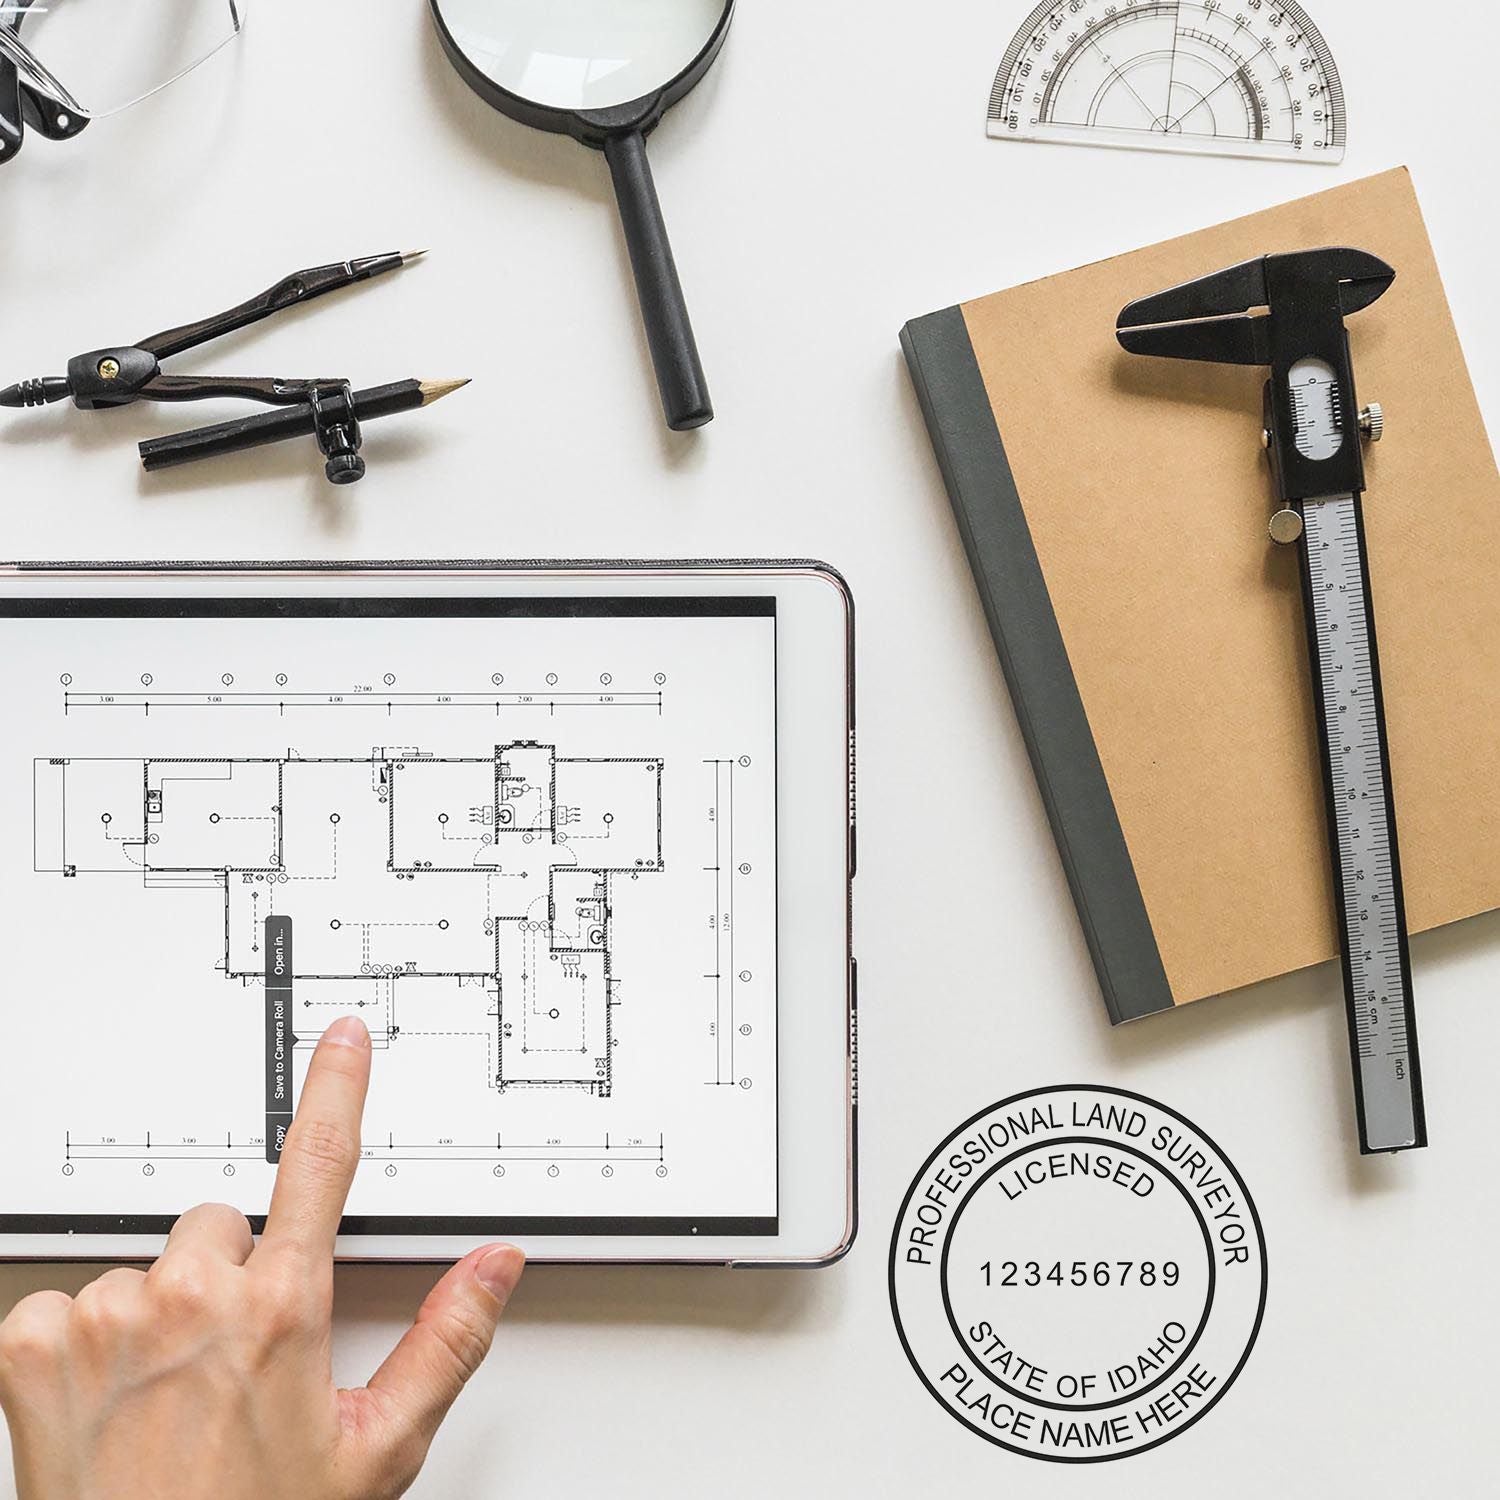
[989,0,1346,163]
[1117,248,1426,1154]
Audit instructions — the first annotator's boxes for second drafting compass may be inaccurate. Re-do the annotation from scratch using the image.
[1118,247,1425,1154]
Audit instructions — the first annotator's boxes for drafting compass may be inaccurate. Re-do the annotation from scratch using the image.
[0,251,467,484]
[1118,247,1425,1154]
[989,0,1345,162]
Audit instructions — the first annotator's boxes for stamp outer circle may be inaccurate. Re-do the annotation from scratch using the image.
[888,1085,1267,1463]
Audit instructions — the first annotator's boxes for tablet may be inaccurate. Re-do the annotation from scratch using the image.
[0,561,855,1266]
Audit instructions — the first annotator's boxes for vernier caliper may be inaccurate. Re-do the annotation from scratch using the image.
[1117,248,1424,1154]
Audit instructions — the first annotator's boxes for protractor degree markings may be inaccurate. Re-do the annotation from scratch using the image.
[987,0,1344,163]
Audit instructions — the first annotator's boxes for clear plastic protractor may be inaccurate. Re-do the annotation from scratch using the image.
[988,0,1346,162]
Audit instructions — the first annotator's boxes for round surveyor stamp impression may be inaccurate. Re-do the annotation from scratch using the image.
[889,1086,1266,1462]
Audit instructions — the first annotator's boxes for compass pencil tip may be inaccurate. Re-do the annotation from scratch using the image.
[419,378,470,405]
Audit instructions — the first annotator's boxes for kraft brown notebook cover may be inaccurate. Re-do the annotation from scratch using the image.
[902,168,1500,1021]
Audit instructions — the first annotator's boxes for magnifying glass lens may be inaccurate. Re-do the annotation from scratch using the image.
[439,0,725,111]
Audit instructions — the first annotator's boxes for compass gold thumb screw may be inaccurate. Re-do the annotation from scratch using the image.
[1270,509,1304,546]
[1359,403,1385,442]
[97,357,121,380]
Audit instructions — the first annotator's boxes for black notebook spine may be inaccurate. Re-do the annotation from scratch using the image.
[901,306,1174,1024]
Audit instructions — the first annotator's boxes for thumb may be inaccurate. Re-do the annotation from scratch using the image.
[356,1244,524,1471]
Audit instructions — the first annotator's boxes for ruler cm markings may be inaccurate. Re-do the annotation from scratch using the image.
[1301,492,1423,1150]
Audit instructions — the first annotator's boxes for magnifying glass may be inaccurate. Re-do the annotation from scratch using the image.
[430,0,734,432]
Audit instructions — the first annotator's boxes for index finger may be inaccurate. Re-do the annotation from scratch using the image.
[259,1016,371,1265]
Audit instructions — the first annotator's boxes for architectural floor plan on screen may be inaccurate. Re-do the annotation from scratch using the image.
[35,743,664,1158]
[0,602,778,1230]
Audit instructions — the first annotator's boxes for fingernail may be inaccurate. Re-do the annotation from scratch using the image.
[323,1016,370,1049]
[476,1245,525,1302]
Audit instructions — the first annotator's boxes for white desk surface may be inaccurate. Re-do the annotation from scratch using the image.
[2,3,1496,1494]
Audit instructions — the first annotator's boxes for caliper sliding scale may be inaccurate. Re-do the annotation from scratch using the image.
[1117,247,1425,1155]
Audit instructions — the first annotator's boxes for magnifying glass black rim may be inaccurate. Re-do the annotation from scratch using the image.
[430,0,735,145]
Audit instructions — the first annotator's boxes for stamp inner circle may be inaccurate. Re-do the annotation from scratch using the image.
[939,1137,1214,1412]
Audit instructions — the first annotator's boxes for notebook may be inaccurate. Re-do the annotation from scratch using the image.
[902,168,1500,1023]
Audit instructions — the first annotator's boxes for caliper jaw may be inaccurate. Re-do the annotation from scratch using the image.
[1116,247,1395,505]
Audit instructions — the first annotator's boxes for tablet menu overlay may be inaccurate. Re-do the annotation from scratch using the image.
[1,597,778,1236]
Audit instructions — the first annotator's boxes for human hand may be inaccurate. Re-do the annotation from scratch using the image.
[0,1016,524,1500]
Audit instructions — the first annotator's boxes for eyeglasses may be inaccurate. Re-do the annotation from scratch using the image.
[1,0,247,162]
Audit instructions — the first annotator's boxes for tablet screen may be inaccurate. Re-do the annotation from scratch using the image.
[0,595,779,1239]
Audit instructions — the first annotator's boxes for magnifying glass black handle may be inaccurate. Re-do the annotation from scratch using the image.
[604,130,713,431]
